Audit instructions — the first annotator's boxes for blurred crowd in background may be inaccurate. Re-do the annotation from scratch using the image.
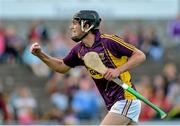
[0,13,180,124]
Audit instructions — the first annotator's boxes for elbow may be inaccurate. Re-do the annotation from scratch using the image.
[134,49,146,63]
[139,51,146,63]
[54,67,70,74]
[54,69,67,74]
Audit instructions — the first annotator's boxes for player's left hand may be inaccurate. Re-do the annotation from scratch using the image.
[103,68,121,80]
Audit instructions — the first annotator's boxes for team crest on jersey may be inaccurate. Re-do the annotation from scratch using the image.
[86,67,103,79]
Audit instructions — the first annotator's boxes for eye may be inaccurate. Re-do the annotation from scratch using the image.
[72,19,79,25]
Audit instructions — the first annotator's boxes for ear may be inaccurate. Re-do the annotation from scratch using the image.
[84,23,90,29]
[82,23,90,32]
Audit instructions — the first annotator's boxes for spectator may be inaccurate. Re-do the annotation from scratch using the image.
[122,25,138,47]
[162,62,178,95]
[167,14,180,45]
[167,74,180,119]
[153,74,166,95]
[46,74,69,112]
[71,77,99,120]
[149,82,171,120]
[65,68,82,100]
[28,20,50,45]
[140,26,163,60]
[50,91,69,113]
[139,74,171,121]
[9,86,37,124]
[49,31,70,58]
[3,27,24,64]
[136,25,145,48]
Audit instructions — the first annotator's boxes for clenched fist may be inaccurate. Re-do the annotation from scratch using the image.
[30,42,42,56]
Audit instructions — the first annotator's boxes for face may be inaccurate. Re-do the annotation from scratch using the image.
[70,19,84,42]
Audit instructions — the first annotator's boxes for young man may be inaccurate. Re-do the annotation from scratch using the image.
[30,10,146,125]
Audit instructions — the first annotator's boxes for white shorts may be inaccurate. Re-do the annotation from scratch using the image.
[109,99,141,122]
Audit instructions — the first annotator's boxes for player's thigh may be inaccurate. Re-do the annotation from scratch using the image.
[100,112,131,125]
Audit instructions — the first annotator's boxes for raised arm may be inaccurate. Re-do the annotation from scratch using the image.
[30,43,71,73]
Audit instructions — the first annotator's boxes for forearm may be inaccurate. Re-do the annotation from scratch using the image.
[37,51,69,73]
[117,49,146,73]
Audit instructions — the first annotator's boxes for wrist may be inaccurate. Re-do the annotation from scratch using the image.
[37,51,44,58]
[117,66,125,74]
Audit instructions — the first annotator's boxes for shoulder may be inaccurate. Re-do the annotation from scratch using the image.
[100,33,124,41]
[100,33,135,51]
[100,33,128,46]
[100,33,127,46]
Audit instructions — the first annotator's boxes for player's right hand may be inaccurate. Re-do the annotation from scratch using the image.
[30,42,42,56]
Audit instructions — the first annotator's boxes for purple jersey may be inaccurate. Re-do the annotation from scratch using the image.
[63,31,137,110]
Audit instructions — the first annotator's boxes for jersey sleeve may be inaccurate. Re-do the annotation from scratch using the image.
[63,45,83,68]
[104,35,135,58]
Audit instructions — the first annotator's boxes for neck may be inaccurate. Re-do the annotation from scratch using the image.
[82,32,95,47]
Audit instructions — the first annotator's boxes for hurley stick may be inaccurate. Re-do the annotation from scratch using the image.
[83,52,167,119]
